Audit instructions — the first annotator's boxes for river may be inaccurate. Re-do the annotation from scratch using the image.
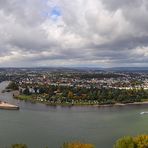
[0,81,148,148]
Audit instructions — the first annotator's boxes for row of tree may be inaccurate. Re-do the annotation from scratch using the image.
[5,135,148,148]
[8,81,148,104]
[20,84,148,104]
[8,143,94,148]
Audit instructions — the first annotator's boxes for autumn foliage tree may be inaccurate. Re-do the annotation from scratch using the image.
[114,136,135,148]
[62,142,95,148]
[134,135,148,148]
[11,144,28,148]
[114,135,148,148]
[68,91,74,99]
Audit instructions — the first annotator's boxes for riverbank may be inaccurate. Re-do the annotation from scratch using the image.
[13,93,148,108]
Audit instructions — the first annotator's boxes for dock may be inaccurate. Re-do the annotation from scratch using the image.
[0,101,19,110]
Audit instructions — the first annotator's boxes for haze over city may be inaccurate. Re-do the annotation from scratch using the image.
[0,0,148,67]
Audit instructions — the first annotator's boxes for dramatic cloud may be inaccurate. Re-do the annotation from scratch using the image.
[0,0,148,67]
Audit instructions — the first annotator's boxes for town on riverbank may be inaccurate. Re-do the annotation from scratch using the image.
[1,67,147,107]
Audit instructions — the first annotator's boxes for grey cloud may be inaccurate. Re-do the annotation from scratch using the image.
[9,28,52,51]
[101,0,142,11]
[0,0,46,26]
[102,0,148,32]
[0,0,148,67]
[94,35,148,51]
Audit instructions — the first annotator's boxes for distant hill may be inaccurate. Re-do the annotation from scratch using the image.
[105,67,148,72]
[0,67,148,72]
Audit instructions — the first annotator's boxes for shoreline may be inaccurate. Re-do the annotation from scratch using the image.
[11,90,148,108]
[13,94,148,108]
[5,81,148,108]
[0,81,19,110]
[95,101,148,107]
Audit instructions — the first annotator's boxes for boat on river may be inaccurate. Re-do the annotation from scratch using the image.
[0,101,19,110]
[140,112,148,115]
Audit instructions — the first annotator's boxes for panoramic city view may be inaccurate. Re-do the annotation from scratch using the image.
[0,0,148,148]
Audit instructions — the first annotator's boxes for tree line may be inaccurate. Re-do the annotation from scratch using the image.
[10,81,148,104]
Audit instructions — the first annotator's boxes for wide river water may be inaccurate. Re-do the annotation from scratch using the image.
[0,81,148,148]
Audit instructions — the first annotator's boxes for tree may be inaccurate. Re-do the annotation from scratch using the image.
[7,82,19,90]
[114,135,148,148]
[23,87,30,95]
[134,135,148,148]
[39,87,46,94]
[11,144,28,148]
[62,142,95,148]
[114,136,135,148]
[68,91,74,99]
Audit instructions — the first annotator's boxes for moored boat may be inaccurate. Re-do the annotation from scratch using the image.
[0,101,19,110]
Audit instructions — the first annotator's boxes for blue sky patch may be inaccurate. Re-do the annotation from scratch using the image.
[51,7,61,17]
[41,6,61,21]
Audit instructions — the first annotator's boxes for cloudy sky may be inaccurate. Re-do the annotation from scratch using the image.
[0,0,148,67]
